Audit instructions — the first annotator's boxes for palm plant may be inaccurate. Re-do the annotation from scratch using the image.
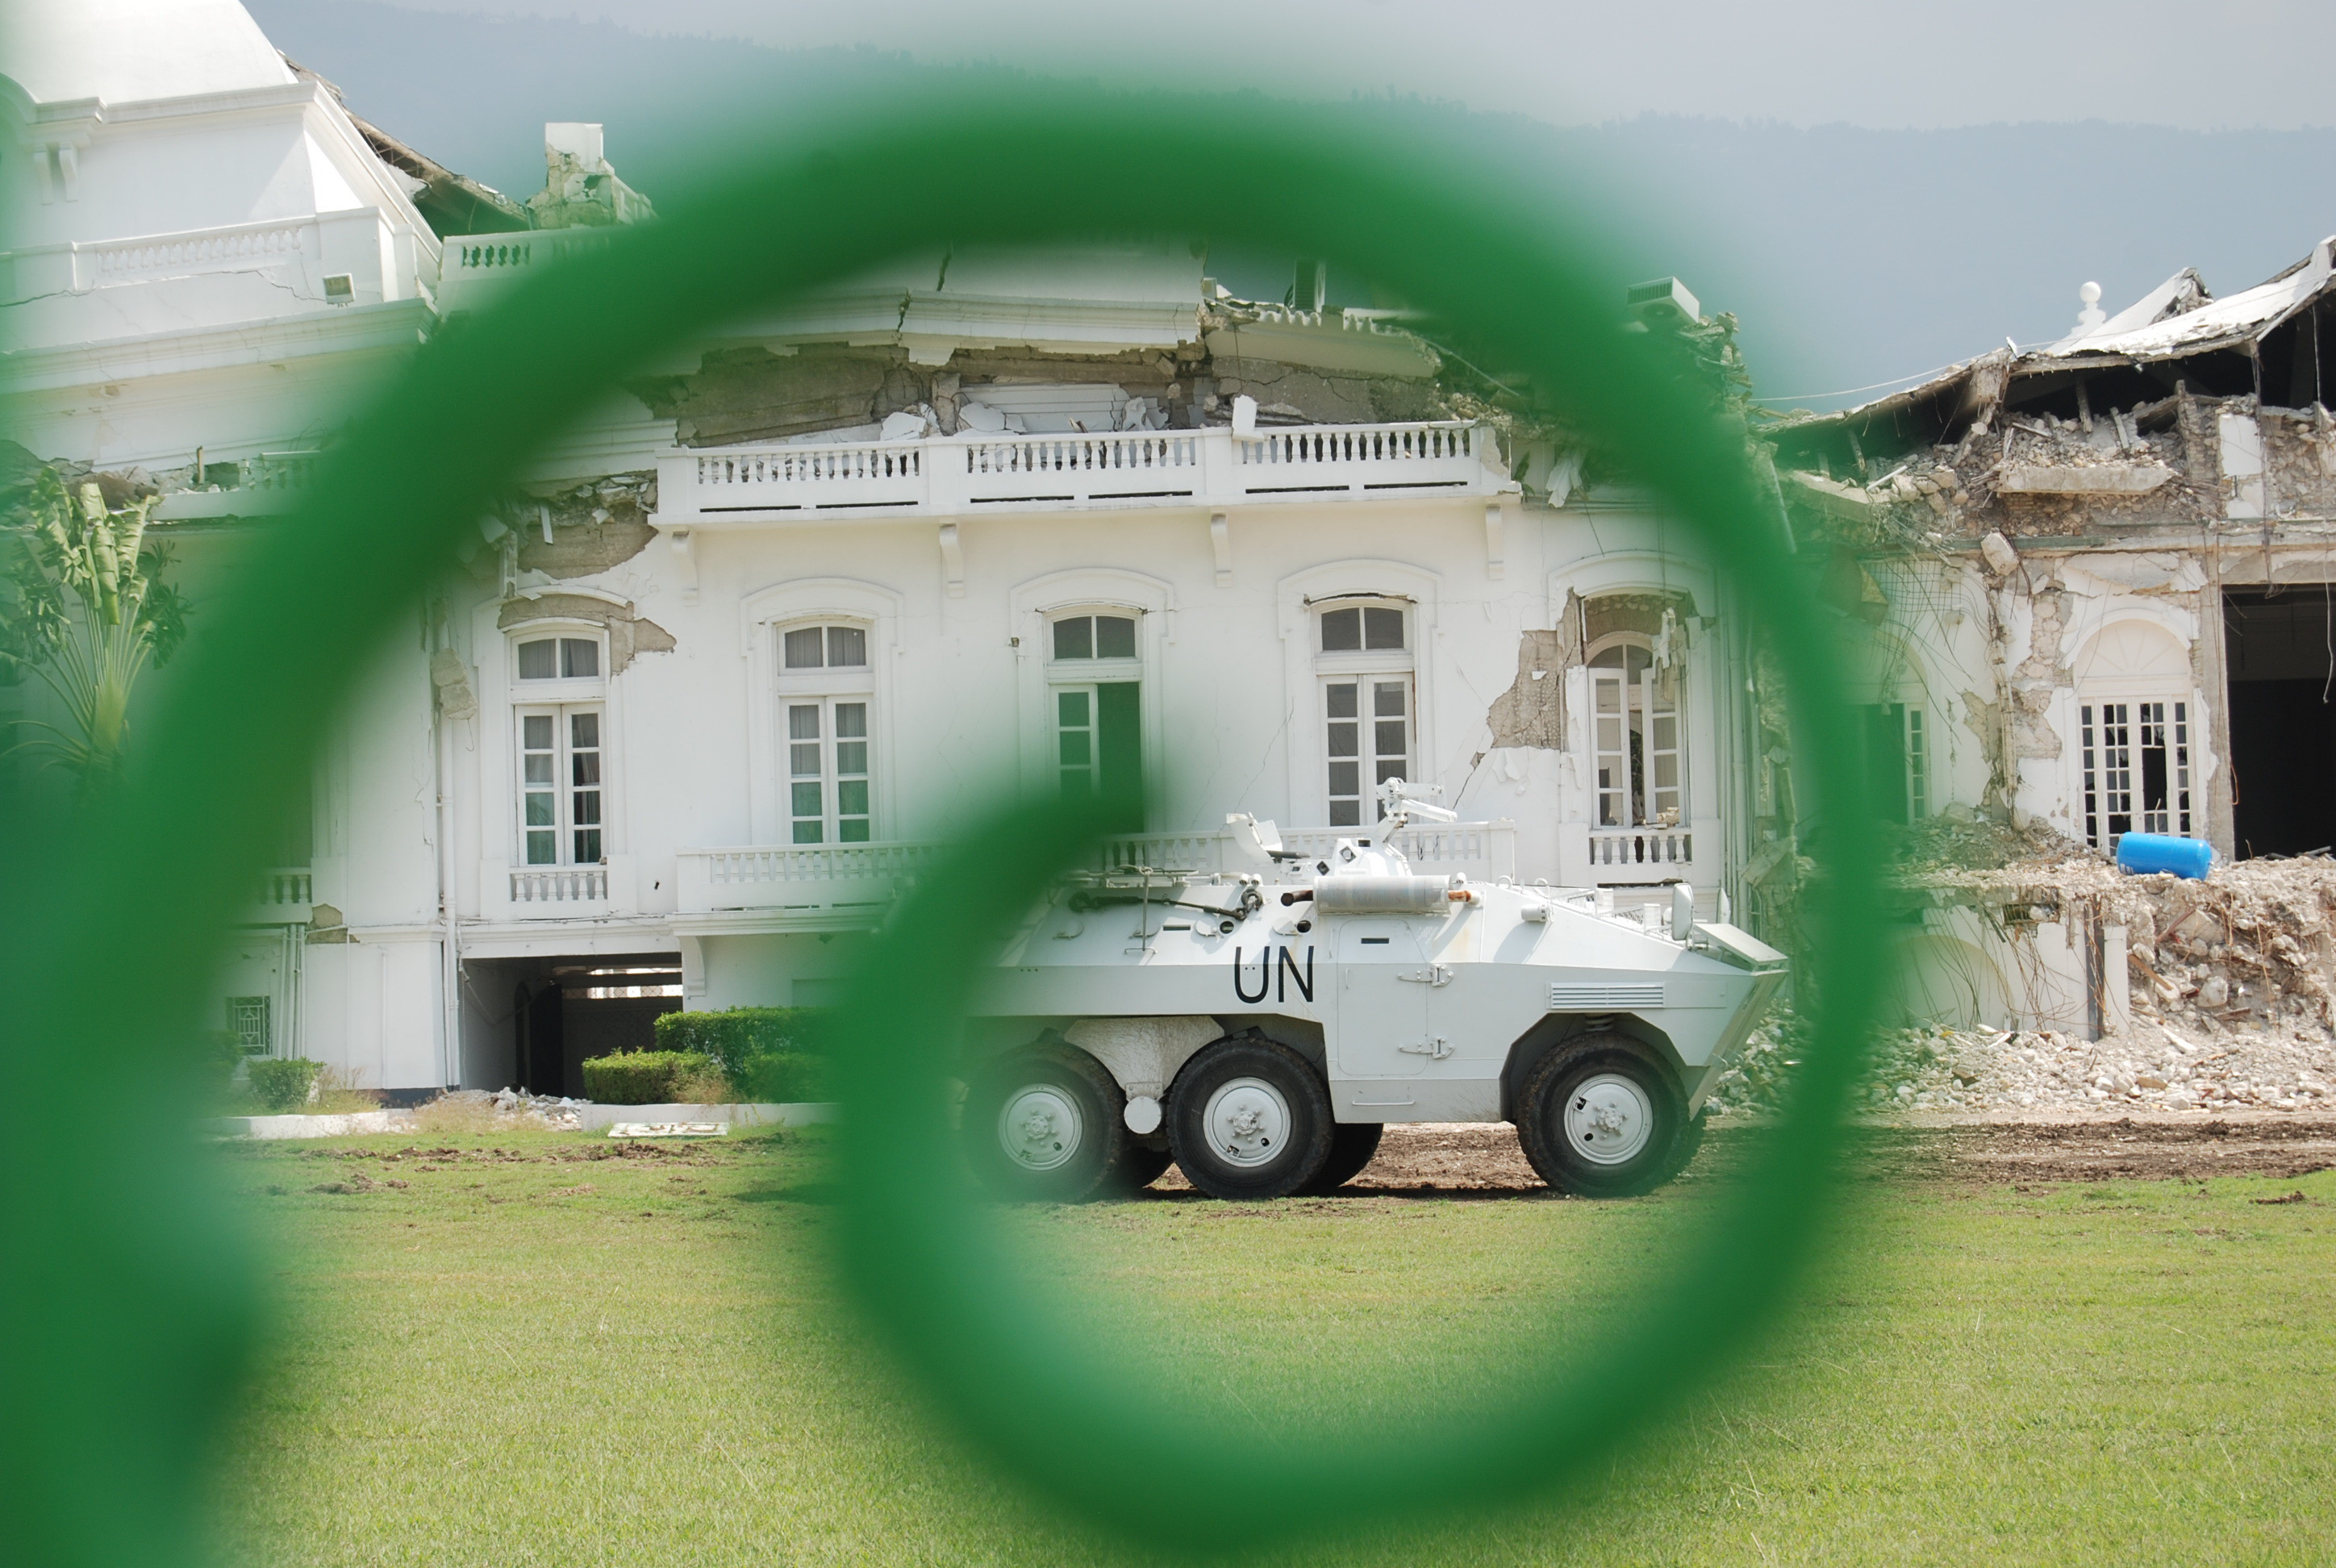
[0,467,189,791]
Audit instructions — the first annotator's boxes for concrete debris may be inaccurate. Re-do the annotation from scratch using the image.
[524,123,653,230]
[420,1087,587,1129]
[1712,856,2336,1120]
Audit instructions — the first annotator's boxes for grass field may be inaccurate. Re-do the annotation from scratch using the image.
[212,1128,2335,1566]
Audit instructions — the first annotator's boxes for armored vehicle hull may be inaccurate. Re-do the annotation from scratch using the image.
[960,807,1785,1202]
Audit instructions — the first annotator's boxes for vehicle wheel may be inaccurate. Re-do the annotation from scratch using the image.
[1299,1122,1384,1194]
[1650,1108,1708,1185]
[1112,1142,1175,1192]
[1516,1037,1685,1198]
[1166,1036,1334,1200]
[967,1048,1127,1202]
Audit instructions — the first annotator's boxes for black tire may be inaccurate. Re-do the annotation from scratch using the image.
[1515,1036,1686,1198]
[1112,1143,1176,1193]
[1651,1109,1708,1185]
[966,1048,1128,1202]
[1299,1122,1384,1195]
[1166,1036,1334,1200]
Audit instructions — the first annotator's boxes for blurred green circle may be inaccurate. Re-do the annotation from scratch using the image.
[0,84,1884,1564]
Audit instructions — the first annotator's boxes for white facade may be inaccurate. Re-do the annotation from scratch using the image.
[4,2,1764,1091]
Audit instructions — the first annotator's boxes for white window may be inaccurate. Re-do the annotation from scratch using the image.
[518,707,603,864]
[777,621,875,843]
[1588,638,1683,829]
[782,623,868,673]
[2081,700,2190,847]
[1315,601,1412,825]
[516,636,600,681]
[1046,610,1142,824]
[786,699,871,843]
[510,628,607,866]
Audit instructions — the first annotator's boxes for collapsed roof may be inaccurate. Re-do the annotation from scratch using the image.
[1765,236,2336,474]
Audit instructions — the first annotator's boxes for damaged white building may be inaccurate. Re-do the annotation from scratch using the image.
[1764,242,2336,1044]
[4,1,1781,1094]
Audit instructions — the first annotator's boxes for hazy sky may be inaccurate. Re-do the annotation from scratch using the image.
[248,1,2336,404]
[302,0,2335,131]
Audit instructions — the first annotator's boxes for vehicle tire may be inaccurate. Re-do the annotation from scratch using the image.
[1515,1036,1686,1198]
[1112,1142,1176,1192]
[1650,1108,1708,1185]
[1166,1036,1334,1200]
[1299,1122,1384,1195]
[967,1048,1127,1202]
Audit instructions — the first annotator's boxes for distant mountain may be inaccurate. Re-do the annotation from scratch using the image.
[250,1,2336,409]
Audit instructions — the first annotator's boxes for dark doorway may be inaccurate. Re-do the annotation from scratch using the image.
[525,980,565,1096]
[2223,587,2336,857]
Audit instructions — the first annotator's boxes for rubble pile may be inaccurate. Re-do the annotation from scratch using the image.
[1708,856,2336,1120]
[421,1088,586,1129]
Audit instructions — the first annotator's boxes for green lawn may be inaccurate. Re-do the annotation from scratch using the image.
[214,1129,2335,1566]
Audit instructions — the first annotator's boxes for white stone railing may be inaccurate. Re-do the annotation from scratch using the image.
[1233,303,1417,335]
[676,820,1517,919]
[93,219,311,284]
[441,226,617,298]
[1235,421,1479,473]
[962,432,1203,492]
[1588,828,1693,869]
[510,865,607,903]
[5,211,405,309]
[238,867,314,923]
[675,841,946,916]
[657,420,1502,522]
[255,868,313,907]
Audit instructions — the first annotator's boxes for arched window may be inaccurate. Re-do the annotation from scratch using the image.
[1314,598,1412,826]
[1045,608,1143,827]
[1587,635,1683,830]
[776,620,874,843]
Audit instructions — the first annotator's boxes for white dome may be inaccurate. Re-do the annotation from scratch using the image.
[2,0,292,106]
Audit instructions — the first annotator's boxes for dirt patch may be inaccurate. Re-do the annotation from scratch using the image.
[1865,1116,2336,1186]
[1154,1118,2336,1197]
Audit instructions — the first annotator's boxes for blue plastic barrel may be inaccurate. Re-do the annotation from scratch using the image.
[2116,832,2213,879]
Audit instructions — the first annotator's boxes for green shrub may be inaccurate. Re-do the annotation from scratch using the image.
[247,1057,323,1113]
[651,1007,831,1102]
[738,1049,830,1104]
[200,1030,246,1096]
[581,1050,715,1105]
[652,1006,825,1066]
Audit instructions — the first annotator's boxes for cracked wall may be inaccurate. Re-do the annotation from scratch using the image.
[498,593,674,675]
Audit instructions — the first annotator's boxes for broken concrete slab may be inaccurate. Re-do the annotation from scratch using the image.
[1997,463,2175,496]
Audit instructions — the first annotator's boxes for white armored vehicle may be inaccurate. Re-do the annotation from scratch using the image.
[963,783,1786,1201]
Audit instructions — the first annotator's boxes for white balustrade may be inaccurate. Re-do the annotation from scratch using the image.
[254,868,314,907]
[1095,832,1231,873]
[676,841,945,916]
[694,443,924,510]
[674,820,1515,920]
[656,420,1502,522]
[94,220,310,283]
[510,865,608,903]
[447,227,615,277]
[963,432,1201,490]
[1235,421,1479,472]
[1587,828,1693,869]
